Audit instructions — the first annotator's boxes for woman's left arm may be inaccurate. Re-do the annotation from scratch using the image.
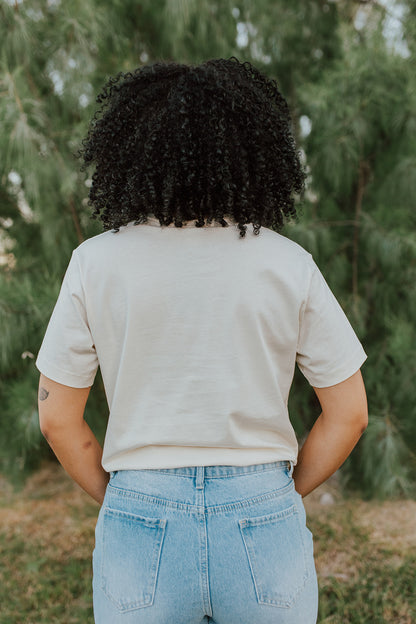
[38,373,109,504]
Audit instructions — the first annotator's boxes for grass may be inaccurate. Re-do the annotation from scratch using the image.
[308,513,416,623]
[0,463,415,623]
[0,533,93,624]
[318,555,416,623]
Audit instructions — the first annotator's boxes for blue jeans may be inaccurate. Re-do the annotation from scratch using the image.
[93,461,318,623]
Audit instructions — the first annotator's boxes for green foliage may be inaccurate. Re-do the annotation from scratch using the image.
[361,414,416,499]
[0,367,46,482]
[1,0,415,498]
[286,6,416,498]
[0,531,94,623]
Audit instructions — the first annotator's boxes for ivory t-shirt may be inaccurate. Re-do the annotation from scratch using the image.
[36,217,367,471]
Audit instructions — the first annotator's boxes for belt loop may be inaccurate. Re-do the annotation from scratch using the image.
[287,461,294,478]
[196,466,205,489]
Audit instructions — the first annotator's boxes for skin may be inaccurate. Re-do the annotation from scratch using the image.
[38,370,367,503]
[38,374,108,505]
[294,369,368,497]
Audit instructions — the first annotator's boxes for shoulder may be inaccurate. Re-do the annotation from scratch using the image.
[74,229,121,254]
[73,224,140,262]
[258,226,314,265]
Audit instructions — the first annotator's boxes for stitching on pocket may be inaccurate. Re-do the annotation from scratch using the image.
[238,504,309,608]
[100,507,167,612]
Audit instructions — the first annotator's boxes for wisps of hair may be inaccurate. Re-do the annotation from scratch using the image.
[79,57,305,237]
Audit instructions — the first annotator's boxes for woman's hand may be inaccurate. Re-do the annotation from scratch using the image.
[38,374,109,504]
[293,370,368,497]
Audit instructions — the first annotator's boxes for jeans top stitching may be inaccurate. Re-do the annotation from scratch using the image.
[106,479,295,514]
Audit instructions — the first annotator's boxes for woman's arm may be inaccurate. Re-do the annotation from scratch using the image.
[38,374,109,504]
[293,369,368,497]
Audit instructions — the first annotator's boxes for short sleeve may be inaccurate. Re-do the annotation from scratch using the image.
[296,259,367,388]
[36,250,98,388]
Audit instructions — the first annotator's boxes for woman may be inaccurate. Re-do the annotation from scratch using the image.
[36,57,368,624]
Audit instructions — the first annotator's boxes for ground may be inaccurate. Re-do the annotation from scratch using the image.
[0,463,415,623]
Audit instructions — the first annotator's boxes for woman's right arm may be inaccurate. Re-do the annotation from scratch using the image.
[293,369,368,498]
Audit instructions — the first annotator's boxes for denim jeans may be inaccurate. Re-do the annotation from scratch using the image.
[92,461,318,623]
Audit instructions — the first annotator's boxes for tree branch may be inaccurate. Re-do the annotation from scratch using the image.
[69,196,84,244]
[352,160,371,305]
[6,71,24,114]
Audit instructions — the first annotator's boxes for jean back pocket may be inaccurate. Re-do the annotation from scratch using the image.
[101,507,167,612]
[238,504,309,608]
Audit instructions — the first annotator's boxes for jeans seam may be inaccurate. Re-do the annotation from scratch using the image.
[142,464,289,479]
[106,480,295,514]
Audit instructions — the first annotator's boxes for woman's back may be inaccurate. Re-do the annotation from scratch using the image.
[37,216,365,473]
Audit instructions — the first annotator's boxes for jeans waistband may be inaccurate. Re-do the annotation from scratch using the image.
[111,460,291,480]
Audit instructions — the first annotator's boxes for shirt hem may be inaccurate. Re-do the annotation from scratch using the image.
[304,348,367,389]
[35,358,97,388]
[102,446,298,472]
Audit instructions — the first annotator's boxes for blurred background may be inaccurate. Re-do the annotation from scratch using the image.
[1,2,416,622]
[1,0,416,498]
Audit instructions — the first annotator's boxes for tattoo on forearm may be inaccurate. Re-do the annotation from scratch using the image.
[39,387,49,401]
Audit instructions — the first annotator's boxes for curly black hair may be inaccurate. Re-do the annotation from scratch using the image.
[79,56,305,238]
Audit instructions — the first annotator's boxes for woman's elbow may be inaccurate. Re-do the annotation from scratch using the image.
[38,409,65,441]
[38,413,52,441]
[353,399,368,436]
[358,412,368,435]
[359,408,369,434]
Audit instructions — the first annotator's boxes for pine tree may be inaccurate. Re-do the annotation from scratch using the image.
[0,0,118,479]
[286,2,416,497]
[1,0,414,497]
